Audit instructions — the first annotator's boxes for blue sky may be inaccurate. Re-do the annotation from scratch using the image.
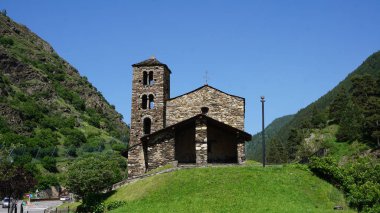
[1,1,380,134]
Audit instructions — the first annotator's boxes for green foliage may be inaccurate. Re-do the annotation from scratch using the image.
[0,161,37,199]
[311,106,328,128]
[29,129,60,148]
[309,156,380,211]
[286,128,303,161]
[41,115,76,130]
[66,145,77,157]
[0,35,14,47]
[55,83,86,111]
[36,173,59,190]
[329,88,349,124]
[81,137,105,153]
[60,128,87,147]
[106,201,127,211]
[65,154,123,205]
[246,114,294,162]
[111,143,128,152]
[41,156,58,173]
[86,108,102,128]
[265,51,380,158]
[336,100,363,142]
[0,132,28,147]
[0,116,10,133]
[267,137,287,164]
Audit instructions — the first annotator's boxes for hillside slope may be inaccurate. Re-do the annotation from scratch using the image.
[246,114,294,162]
[0,14,129,187]
[256,51,380,163]
[103,165,353,213]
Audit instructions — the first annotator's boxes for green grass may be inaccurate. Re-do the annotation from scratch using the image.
[106,165,353,213]
[145,163,175,175]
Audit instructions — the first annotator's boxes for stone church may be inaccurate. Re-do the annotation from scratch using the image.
[128,57,252,178]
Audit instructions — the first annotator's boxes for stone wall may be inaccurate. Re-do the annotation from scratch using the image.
[195,117,208,165]
[237,143,245,164]
[128,64,170,178]
[166,86,245,131]
[146,132,175,171]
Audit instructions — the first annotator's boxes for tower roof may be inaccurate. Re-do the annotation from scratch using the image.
[132,57,171,73]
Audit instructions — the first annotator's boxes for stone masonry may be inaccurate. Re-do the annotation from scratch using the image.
[128,58,171,177]
[195,117,208,165]
[166,86,245,131]
[128,57,251,178]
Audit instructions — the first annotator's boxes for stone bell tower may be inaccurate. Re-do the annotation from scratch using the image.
[128,57,171,177]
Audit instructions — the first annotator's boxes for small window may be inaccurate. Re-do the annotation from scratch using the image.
[143,118,151,135]
[149,94,155,109]
[149,71,154,85]
[142,95,147,109]
[143,71,148,85]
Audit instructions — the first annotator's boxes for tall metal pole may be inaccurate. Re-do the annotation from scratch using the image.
[261,96,266,167]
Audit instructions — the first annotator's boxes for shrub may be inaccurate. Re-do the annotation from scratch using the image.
[61,128,87,147]
[41,156,57,173]
[65,154,122,206]
[66,146,77,157]
[111,143,127,152]
[106,201,127,211]
[0,36,14,47]
[309,156,380,211]
[36,174,59,190]
[81,139,105,153]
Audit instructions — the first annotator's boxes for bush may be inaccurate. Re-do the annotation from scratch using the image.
[36,174,59,190]
[309,156,380,212]
[111,143,127,152]
[82,139,105,153]
[0,36,14,47]
[61,128,87,147]
[66,146,77,157]
[65,154,123,206]
[106,201,127,211]
[41,156,57,173]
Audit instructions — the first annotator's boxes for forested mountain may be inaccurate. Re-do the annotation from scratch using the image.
[0,13,129,190]
[252,50,380,163]
[246,114,294,162]
[246,51,380,211]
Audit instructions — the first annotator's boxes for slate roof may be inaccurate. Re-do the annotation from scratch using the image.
[141,114,252,142]
[132,57,171,73]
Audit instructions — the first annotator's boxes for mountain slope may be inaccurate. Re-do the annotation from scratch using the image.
[246,114,294,162]
[273,51,380,148]
[0,13,129,187]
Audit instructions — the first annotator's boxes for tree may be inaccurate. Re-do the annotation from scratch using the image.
[0,161,37,199]
[41,156,57,173]
[61,128,87,147]
[336,100,363,142]
[65,154,123,205]
[286,128,303,161]
[267,138,286,164]
[329,87,349,124]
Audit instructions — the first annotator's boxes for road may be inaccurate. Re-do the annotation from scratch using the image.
[0,200,63,213]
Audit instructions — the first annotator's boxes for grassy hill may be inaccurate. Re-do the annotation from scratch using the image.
[99,164,353,213]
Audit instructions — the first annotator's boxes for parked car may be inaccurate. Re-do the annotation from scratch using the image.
[60,196,70,201]
[2,197,10,208]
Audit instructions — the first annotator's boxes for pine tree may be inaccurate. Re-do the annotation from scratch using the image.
[286,129,303,161]
[336,100,363,142]
[329,87,349,124]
